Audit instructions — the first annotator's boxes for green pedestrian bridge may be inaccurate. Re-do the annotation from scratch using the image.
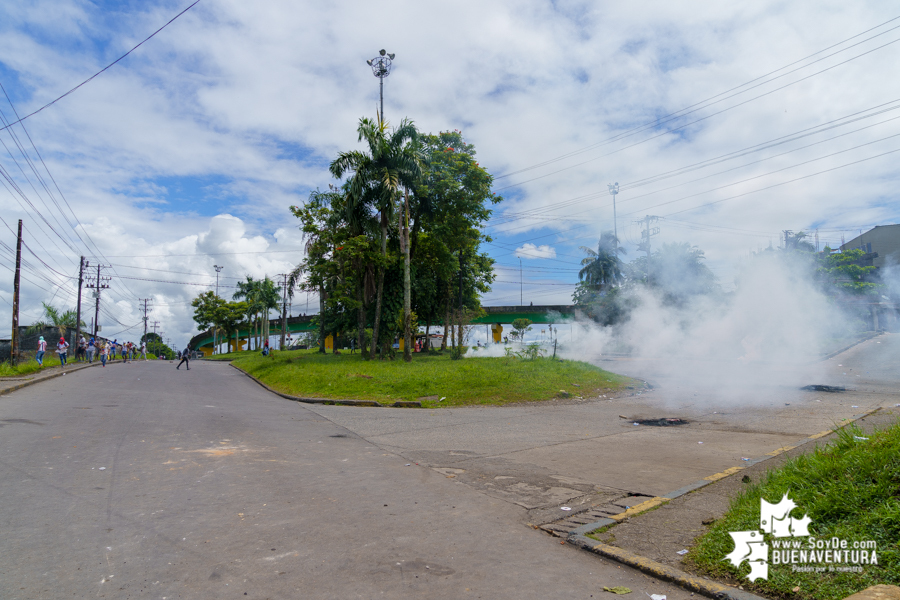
[190,305,577,356]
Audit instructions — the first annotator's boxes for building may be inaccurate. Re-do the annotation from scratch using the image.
[840,224,900,269]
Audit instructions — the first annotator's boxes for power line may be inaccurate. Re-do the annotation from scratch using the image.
[495,33,900,192]
[493,14,900,180]
[0,0,202,132]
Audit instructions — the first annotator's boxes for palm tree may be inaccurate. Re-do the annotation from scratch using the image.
[579,231,625,291]
[233,276,263,349]
[27,302,84,337]
[256,276,282,347]
[330,115,422,360]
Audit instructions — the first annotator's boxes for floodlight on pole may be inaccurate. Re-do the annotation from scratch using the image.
[213,265,223,354]
[367,49,394,122]
[608,182,619,256]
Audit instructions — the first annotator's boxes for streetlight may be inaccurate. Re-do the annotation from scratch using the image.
[519,256,523,306]
[366,49,395,122]
[608,182,619,256]
[213,265,223,354]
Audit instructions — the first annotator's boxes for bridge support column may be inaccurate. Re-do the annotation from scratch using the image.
[491,323,503,344]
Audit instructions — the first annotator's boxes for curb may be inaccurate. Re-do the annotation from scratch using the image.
[228,363,422,408]
[821,331,881,361]
[563,407,882,599]
[568,534,768,600]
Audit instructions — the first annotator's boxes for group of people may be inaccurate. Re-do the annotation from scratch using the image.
[35,335,148,368]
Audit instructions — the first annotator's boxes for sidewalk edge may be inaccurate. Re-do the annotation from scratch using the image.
[569,534,769,600]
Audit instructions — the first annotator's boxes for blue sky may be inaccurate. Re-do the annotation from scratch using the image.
[2,0,900,343]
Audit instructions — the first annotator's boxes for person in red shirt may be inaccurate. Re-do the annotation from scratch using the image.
[57,337,70,367]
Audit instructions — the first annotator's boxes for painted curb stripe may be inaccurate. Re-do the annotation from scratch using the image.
[566,407,884,596]
[569,534,769,600]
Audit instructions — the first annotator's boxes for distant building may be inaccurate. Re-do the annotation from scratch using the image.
[840,224,900,269]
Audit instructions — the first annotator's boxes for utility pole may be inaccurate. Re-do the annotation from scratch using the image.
[10,219,22,365]
[85,264,110,337]
[213,265,223,354]
[519,257,523,306]
[139,299,152,345]
[636,215,660,284]
[278,273,289,349]
[75,257,87,349]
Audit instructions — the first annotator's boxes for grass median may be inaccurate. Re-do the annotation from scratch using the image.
[219,348,633,408]
[688,422,900,600]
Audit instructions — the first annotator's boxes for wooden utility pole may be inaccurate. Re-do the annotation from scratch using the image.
[75,257,86,348]
[10,220,22,365]
[278,273,289,349]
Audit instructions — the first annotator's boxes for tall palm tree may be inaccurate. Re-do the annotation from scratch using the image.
[233,276,263,350]
[579,231,625,291]
[330,115,422,359]
[256,276,282,347]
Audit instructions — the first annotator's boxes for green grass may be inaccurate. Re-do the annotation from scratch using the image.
[0,352,159,378]
[688,423,900,600]
[226,348,633,408]
[0,354,66,377]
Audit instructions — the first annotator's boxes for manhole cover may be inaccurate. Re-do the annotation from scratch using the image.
[632,418,689,427]
[800,385,846,392]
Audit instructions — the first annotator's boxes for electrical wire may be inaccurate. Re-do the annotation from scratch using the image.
[0,0,202,132]
[493,15,900,180]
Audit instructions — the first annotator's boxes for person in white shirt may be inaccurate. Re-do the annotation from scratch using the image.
[36,336,47,366]
[57,337,70,367]
[140,341,147,360]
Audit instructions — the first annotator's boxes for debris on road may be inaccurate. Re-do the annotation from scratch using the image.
[741,457,751,461]
[632,418,688,427]
[800,385,845,392]
[603,586,632,594]
[98,467,106,470]
[646,594,666,600]
[676,549,688,555]
[560,506,572,511]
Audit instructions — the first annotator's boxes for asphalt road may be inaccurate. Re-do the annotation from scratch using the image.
[300,334,900,519]
[0,358,696,599]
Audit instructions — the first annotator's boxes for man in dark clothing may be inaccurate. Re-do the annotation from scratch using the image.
[176,346,191,370]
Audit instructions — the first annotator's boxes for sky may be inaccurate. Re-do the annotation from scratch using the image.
[1,0,899,347]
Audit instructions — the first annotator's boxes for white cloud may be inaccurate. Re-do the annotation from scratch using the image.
[514,244,557,260]
[1,0,898,338]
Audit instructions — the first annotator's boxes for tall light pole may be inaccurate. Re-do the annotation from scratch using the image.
[608,182,619,256]
[519,257,523,306]
[366,49,395,122]
[213,265,223,354]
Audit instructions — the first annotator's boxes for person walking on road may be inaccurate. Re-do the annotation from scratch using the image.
[57,337,70,367]
[86,337,95,363]
[77,335,87,362]
[36,336,47,366]
[100,342,108,367]
[140,340,147,360]
[176,345,191,370]
[122,341,129,363]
